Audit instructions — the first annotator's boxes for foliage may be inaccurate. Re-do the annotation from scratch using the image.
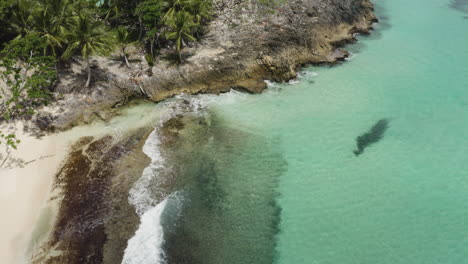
[131,0,213,60]
[62,13,115,62]
[0,33,55,148]
[62,13,116,87]
[0,0,16,44]
[0,133,20,150]
[0,34,56,119]
[136,0,165,56]
[0,0,214,149]
[186,0,213,24]
[115,26,132,67]
[164,11,197,61]
[144,53,155,67]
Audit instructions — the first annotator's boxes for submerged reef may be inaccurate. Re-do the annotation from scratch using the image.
[354,119,390,156]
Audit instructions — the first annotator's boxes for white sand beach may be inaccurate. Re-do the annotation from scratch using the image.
[0,102,158,264]
[0,124,68,264]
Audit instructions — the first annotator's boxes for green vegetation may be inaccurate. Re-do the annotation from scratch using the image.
[0,33,55,148]
[165,11,198,62]
[62,13,115,87]
[0,0,213,149]
[115,26,132,68]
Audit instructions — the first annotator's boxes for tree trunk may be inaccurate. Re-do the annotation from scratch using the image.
[150,39,155,58]
[138,16,143,41]
[54,62,59,83]
[156,33,161,50]
[85,58,91,88]
[122,47,130,68]
[178,50,182,62]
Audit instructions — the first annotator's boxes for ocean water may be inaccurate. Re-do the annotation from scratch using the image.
[124,0,468,263]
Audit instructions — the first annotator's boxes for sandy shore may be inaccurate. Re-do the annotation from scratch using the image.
[0,101,159,264]
[0,124,69,264]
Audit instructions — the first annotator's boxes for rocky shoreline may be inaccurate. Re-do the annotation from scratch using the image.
[43,0,377,131]
[32,99,288,263]
[31,128,153,264]
[27,1,378,263]
[32,102,216,263]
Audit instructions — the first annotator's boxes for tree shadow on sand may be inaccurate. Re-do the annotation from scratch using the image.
[0,124,55,170]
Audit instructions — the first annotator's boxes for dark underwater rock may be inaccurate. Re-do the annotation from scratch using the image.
[354,119,389,156]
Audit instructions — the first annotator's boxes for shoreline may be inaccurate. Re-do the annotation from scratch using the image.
[0,102,160,264]
[0,124,69,264]
[0,1,378,263]
[41,0,377,131]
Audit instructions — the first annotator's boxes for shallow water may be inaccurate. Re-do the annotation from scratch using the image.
[123,0,468,263]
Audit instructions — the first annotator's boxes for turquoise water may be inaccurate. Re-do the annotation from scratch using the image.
[124,0,468,263]
[203,0,468,263]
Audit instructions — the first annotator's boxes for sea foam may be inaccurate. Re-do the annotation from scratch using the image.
[123,92,246,264]
[121,198,168,264]
[123,103,179,264]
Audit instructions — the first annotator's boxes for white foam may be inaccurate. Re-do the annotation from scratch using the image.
[298,71,319,78]
[176,89,247,109]
[127,100,190,215]
[124,93,247,264]
[122,197,168,264]
[128,128,165,215]
[345,54,357,61]
[287,79,300,85]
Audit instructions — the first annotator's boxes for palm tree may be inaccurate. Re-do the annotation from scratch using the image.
[163,0,188,20]
[115,26,131,68]
[135,0,165,56]
[164,11,197,62]
[33,8,64,57]
[186,0,212,25]
[62,14,115,87]
[10,0,37,36]
[41,0,75,35]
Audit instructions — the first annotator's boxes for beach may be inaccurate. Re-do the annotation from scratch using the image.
[0,124,68,264]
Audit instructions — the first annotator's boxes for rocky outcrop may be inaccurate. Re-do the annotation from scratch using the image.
[48,0,377,130]
[32,128,153,264]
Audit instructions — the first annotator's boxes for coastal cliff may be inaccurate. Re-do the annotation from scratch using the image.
[48,0,376,130]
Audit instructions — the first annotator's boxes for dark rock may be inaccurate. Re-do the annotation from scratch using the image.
[354,119,390,156]
[46,0,377,131]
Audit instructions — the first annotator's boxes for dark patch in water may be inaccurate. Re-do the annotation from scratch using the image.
[193,160,226,212]
[157,112,286,264]
[451,0,468,14]
[353,119,390,156]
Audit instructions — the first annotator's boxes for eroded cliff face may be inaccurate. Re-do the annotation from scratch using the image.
[49,0,376,130]
[140,0,376,100]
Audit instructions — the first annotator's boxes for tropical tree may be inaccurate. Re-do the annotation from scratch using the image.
[32,9,64,57]
[38,0,75,38]
[0,0,16,44]
[62,13,115,87]
[115,26,132,68]
[186,0,212,25]
[164,11,197,62]
[163,0,188,20]
[10,0,37,37]
[0,33,56,120]
[136,0,165,56]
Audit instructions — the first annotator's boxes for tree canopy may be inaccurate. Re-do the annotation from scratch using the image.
[0,0,214,148]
